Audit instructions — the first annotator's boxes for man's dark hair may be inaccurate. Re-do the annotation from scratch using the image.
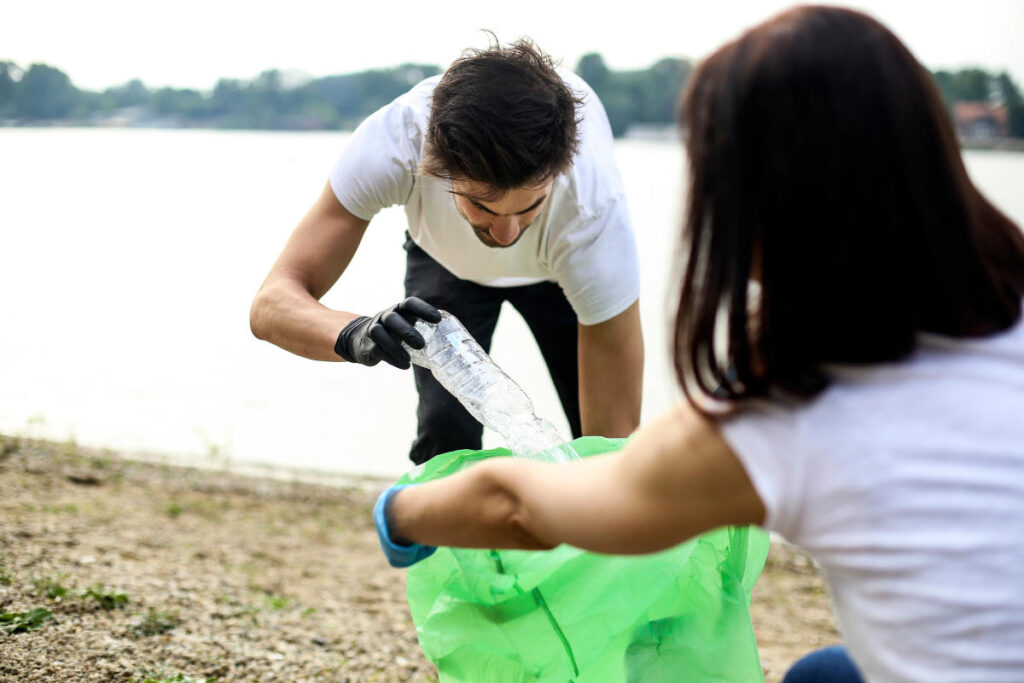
[421,36,583,197]
[673,6,1024,408]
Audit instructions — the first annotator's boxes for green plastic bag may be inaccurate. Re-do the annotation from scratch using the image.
[398,436,770,682]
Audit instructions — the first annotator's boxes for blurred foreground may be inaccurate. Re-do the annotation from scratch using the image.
[0,436,837,682]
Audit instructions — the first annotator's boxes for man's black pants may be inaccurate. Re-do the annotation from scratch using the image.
[404,236,582,465]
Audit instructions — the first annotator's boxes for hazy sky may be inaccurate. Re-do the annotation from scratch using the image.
[4,0,1023,91]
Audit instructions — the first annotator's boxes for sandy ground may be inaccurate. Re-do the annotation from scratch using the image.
[0,434,839,682]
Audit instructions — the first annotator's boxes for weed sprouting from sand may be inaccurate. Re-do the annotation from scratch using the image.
[28,573,129,610]
[262,593,293,611]
[33,574,72,602]
[0,607,53,634]
[130,608,180,636]
[82,585,129,609]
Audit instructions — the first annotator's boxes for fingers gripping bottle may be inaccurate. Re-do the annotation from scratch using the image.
[405,312,579,463]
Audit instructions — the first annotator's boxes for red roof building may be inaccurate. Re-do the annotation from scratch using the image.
[952,102,1009,139]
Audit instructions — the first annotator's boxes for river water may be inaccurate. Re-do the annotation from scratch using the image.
[1,128,1021,477]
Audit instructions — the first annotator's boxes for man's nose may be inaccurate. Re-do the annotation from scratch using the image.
[489,216,521,246]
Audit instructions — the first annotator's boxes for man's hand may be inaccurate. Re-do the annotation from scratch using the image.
[334,297,442,369]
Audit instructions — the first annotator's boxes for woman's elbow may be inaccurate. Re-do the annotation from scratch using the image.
[508,514,557,550]
[249,292,270,340]
[479,463,558,550]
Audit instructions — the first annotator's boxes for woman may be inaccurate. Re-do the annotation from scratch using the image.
[375,6,1024,681]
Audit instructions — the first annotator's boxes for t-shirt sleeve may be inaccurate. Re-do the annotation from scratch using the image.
[718,403,806,541]
[548,194,641,326]
[328,97,421,221]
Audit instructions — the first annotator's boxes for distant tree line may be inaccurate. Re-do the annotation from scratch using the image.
[0,61,443,130]
[932,68,1024,137]
[1,57,1022,138]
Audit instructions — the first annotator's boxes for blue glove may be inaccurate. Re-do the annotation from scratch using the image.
[374,484,437,568]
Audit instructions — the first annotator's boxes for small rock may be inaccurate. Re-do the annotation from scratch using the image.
[67,472,102,486]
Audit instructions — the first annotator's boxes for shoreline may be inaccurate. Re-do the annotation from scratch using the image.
[97,447,398,494]
[3,123,1024,153]
[0,434,838,682]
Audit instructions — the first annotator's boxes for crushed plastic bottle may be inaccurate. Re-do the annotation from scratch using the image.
[405,312,579,463]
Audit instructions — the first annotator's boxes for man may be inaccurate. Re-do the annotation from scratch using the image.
[250,38,643,465]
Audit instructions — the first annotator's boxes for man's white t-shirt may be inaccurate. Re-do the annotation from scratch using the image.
[329,70,640,326]
[721,317,1024,682]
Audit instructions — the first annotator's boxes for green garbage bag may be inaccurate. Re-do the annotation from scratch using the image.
[397,436,770,682]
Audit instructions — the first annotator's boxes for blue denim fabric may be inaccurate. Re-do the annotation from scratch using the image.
[783,646,865,683]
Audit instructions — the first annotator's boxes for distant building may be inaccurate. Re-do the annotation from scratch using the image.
[623,123,683,142]
[952,102,1009,140]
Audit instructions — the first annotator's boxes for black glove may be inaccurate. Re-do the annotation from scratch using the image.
[334,297,442,369]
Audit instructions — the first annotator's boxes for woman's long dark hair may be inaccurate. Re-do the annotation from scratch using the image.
[674,5,1024,408]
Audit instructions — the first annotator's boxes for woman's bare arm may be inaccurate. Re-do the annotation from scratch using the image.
[389,402,766,555]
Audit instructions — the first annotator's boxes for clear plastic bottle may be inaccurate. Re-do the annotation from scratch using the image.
[406,312,579,463]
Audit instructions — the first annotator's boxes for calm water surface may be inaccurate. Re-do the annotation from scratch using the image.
[1,129,1021,477]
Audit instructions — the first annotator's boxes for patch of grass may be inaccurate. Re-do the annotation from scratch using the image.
[130,608,180,636]
[235,603,261,626]
[0,563,13,586]
[37,503,80,514]
[82,585,129,609]
[0,433,20,459]
[59,433,80,460]
[262,593,293,611]
[33,574,72,602]
[162,497,226,521]
[91,450,116,469]
[0,607,53,634]
[133,673,216,683]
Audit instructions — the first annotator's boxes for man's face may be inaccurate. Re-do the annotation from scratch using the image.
[450,179,553,248]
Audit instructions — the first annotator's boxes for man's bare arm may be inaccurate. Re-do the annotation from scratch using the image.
[577,300,643,437]
[389,402,766,555]
[250,181,370,361]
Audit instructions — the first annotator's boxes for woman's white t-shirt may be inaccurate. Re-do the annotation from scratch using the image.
[329,70,640,326]
[721,318,1024,682]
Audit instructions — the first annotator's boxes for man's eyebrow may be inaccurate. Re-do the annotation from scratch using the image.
[450,191,548,216]
[511,196,547,215]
